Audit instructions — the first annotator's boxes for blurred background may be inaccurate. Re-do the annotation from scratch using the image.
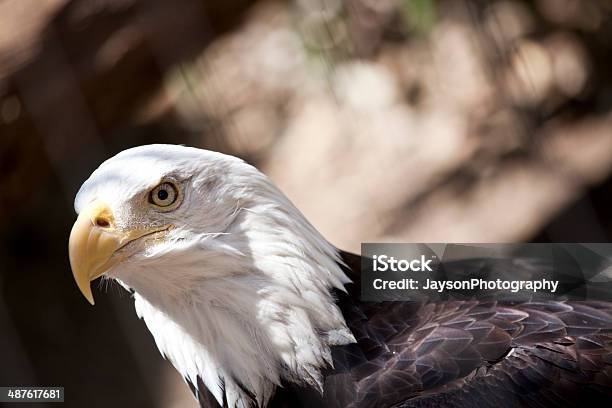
[1,0,612,406]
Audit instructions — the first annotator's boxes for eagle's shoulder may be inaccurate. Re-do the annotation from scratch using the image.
[324,252,612,408]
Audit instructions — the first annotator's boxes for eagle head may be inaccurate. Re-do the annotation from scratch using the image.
[68,144,354,407]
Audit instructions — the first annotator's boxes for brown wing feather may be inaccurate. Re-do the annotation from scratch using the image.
[189,251,612,408]
[322,251,612,408]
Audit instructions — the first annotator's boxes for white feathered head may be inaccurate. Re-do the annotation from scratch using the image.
[68,144,354,408]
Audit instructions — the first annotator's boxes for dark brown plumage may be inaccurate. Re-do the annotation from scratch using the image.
[190,250,612,408]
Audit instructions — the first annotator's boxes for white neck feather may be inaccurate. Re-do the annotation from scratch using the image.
[113,168,355,408]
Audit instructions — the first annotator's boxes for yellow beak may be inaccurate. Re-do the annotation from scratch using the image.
[68,200,166,305]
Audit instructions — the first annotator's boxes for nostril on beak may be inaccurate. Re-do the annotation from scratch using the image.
[95,217,111,228]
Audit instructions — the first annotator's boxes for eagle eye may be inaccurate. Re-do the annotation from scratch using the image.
[149,182,179,209]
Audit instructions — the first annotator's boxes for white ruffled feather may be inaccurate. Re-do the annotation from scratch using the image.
[75,145,355,408]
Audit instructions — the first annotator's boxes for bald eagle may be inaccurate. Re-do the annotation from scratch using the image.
[69,145,612,407]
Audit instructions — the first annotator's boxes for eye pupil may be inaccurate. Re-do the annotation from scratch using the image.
[157,189,169,201]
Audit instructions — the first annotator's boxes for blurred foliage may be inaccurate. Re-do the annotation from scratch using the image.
[401,0,436,34]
